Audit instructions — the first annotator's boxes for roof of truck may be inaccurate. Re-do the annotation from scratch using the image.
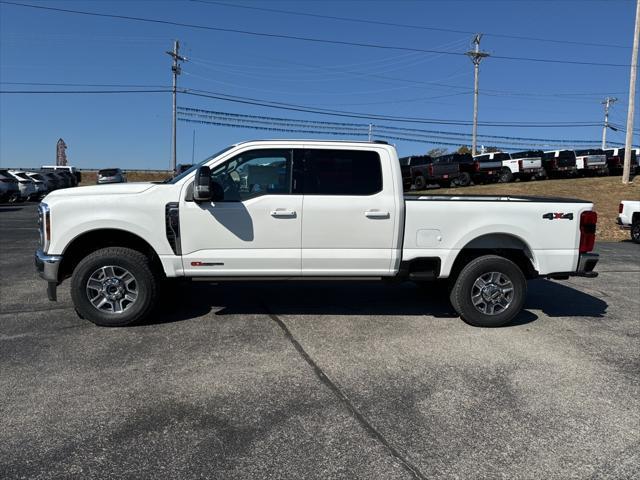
[232,139,391,147]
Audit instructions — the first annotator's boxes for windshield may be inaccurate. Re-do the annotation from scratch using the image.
[99,169,120,176]
[575,149,604,156]
[399,157,410,166]
[511,150,543,159]
[165,145,235,184]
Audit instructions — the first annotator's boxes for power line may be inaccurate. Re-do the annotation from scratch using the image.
[0,81,170,88]
[178,106,615,145]
[0,85,604,128]
[180,88,603,127]
[0,1,630,67]
[0,89,171,94]
[191,0,630,50]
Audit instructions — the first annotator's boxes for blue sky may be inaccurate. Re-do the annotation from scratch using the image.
[0,0,638,169]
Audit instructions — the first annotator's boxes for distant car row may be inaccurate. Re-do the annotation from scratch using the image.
[401,147,639,190]
[0,166,80,203]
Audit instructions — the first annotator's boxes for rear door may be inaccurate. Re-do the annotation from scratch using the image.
[299,147,397,275]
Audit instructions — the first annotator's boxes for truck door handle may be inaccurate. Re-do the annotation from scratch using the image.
[364,210,390,219]
[270,209,296,217]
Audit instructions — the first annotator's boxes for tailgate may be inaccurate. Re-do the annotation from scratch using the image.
[585,155,606,167]
[522,157,542,169]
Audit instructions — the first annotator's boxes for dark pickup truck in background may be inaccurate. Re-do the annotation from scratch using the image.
[605,148,639,175]
[437,153,500,186]
[542,150,578,178]
[400,155,460,190]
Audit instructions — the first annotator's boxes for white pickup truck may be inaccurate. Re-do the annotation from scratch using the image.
[35,140,600,328]
[618,200,640,243]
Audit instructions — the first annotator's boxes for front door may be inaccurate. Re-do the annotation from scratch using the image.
[299,147,398,275]
[180,148,302,276]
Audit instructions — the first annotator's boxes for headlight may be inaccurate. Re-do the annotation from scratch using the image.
[38,203,50,252]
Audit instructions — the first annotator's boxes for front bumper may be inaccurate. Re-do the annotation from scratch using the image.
[35,249,63,301]
[546,253,599,279]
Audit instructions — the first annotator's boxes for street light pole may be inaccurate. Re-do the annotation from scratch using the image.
[623,0,640,184]
[466,34,489,156]
[166,40,185,172]
[601,97,617,149]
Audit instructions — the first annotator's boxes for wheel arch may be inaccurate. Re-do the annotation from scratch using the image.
[58,228,164,282]
[449,233,538,280]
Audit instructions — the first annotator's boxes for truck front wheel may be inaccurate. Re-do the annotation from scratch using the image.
[71,247,159,327]
[450,255,527,327]
[499,168,513,183]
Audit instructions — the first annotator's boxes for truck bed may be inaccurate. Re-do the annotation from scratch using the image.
[405,194,591,203]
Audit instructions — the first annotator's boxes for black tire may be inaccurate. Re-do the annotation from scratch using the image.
[499,168,513,183]
[631,220,640,244]
[449,255,527,328]
[414,175,427,190]
[71,247,159,327]
[457,172,472,187]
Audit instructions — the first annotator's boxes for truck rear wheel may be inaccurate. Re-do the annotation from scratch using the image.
[414,175,427,190]
[456,172,471,187]
[499,168,513,183]
[631,220,640,244]
[71,247,159,327]
[450,255,527,327]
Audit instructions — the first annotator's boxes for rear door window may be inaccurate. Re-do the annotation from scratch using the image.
[300,149,382,195]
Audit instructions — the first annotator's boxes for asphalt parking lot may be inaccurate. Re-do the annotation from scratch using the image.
[1,203,639,479]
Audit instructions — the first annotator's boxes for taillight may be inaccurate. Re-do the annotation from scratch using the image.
[579,211,597,253]
[428,164,434,176]
[584,158,589,167]
[619,203,624,214]
[473,161,480,172]
[550,159,557,169]
[518,160,523,171]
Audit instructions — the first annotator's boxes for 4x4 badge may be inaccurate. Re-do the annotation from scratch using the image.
[543,212,574,220]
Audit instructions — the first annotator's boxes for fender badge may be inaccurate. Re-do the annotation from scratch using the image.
[543,212,573,220]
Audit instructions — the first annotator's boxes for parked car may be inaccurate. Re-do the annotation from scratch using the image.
[25,171,52,195]
[36,139,600,328]
[13,171,47,199]
[605,148,639,175]
[0,169,20,203]
[437,152,499,186]
[41,165,81,184]
[40,171,62,191]
[399,155,459,190]
[507,150,546,181]
[174,164,193,176]
[97,168,127,184]
[574,149,608,176]
[617,200,640,243]
[6,170,36,201]
[542,150,578,178]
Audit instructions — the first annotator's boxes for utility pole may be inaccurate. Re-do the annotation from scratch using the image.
[623,0,640,184]
[368,123,373,141]
[601,96,617,149]
[466,34,490,156]
[166,40,185,172]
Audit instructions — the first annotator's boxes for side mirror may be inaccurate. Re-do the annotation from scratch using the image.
[193,166,212,202]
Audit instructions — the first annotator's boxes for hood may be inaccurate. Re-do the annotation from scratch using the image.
[45,182,155,198]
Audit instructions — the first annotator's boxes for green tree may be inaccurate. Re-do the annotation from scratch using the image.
[427,147,447,157]
[457,145,471,154]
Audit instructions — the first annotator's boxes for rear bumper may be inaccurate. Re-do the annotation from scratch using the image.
[546,253,599,279]
[617,217,631,230]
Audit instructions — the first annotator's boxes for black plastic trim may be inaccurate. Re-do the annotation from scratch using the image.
[165,202,181,255]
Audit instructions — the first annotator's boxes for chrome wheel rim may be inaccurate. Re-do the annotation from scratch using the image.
[471,271,514,316]
[632,224,640,241]
[86,265,138,314]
